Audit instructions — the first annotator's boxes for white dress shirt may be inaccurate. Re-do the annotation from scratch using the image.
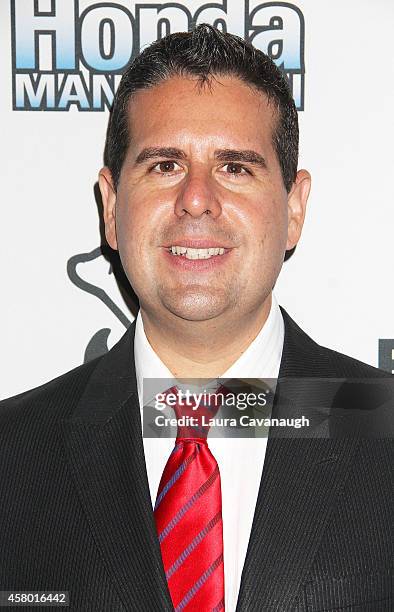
[134,293,284,612]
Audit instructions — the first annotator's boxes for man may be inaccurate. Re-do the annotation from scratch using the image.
[0,24,392,612]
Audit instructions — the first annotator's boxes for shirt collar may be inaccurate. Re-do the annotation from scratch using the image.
[134,293,284,407]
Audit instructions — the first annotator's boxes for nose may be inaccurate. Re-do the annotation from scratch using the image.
[174,168,222,219]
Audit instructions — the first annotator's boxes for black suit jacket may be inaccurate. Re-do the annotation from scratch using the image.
[0,308,392,611]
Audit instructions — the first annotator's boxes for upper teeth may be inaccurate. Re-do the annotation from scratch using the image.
[170,246,225,259]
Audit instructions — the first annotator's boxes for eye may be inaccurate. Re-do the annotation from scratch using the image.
[150,160,182,174]
[220,163,251,177]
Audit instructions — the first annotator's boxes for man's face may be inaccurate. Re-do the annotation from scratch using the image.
[100,75,309,324]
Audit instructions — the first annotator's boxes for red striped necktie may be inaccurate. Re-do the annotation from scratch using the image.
[154,385,228,611]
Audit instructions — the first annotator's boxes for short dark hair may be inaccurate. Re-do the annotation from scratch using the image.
[104,23,298,192]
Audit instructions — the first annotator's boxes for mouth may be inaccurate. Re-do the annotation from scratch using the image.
[167,245,230,260]
[161,239,234,269]
[163,238,233,258]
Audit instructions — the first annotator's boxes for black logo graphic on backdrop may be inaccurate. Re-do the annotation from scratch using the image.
[67,246,135,362]
[11,0,305,111]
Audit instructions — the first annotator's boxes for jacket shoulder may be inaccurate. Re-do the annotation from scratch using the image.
[321,345,389,378]
[280,307,391,378]
[0,357,101,425]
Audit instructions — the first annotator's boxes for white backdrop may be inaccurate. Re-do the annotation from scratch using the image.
[1,0,393,399]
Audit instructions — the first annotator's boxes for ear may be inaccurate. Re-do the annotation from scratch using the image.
[98,167,118,250]
[286,169,311,251]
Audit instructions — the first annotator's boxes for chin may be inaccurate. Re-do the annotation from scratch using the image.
[160,292,230,322]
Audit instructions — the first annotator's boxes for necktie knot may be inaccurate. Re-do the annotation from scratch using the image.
[162,384,230,440]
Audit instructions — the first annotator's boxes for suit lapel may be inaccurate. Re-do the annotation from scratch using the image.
[60,322,173,611]
[236,308,360,611]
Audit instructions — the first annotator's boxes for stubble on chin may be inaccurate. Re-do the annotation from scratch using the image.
[155,281,241,322]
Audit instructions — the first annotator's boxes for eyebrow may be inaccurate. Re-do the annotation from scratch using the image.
[134,147,267,170]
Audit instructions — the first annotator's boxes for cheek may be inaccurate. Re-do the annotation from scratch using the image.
[244,197,288,251]
[114,204,143,270]
[116,183,169,246]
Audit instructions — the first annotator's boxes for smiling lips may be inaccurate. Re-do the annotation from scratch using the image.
[164,238,233,261]
[168,246,226,259]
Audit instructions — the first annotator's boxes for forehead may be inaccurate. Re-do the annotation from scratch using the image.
[126,74,277,153]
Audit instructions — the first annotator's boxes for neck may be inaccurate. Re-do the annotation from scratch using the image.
[140,294,272,378]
